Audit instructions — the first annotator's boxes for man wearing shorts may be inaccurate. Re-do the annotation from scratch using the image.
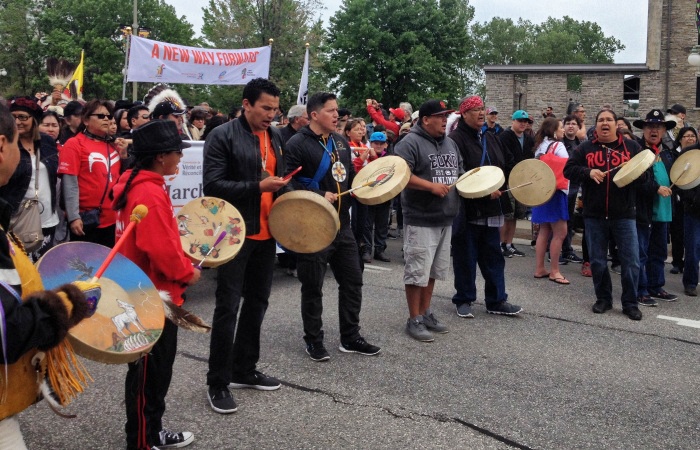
[395,100,462,342]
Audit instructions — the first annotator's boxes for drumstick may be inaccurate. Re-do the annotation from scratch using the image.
[283,166,302,181]
[90,204,148,282]
[338,181,372,197]
[502,181,533,193]
[449,167,481,188]
[195,231,227,269]
[669,162,691,189]
[602,161,628,175]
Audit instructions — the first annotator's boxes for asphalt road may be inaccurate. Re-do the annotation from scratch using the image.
[19,235,700,449]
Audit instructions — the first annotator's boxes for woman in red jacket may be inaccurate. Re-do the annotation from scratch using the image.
[111,120,200,450]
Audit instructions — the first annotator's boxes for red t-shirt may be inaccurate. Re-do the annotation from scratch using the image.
[248,131,276,240]
[58,133,121,227]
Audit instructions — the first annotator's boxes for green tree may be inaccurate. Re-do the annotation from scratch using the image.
[0,0,196,99]
[471,15,625,66]
[202,0,328,112]
[325,0,475,116]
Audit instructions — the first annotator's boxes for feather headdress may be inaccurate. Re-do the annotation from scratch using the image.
[46,57,76,92]
[147,88,186,113]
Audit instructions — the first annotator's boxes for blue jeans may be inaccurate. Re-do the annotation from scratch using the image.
[683,214,700,289]
[647,221,669,293]
[585,218,639,308]
[636,223,651,297]
[452,209,507,306]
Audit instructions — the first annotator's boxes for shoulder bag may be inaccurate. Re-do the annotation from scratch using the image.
[10,148,44,252]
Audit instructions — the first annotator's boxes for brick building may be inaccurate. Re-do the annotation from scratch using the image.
[484,0,699,129]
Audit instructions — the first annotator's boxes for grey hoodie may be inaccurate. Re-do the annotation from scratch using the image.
[395,124,463,227]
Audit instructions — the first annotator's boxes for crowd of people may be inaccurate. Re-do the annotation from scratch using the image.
[1,80,699,449]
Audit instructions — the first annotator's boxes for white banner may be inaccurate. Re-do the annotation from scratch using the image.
[297,47,309,105]
[166,141,204,212]
[126,36,271,85]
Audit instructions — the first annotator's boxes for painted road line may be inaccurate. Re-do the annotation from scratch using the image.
[657,315,700,329]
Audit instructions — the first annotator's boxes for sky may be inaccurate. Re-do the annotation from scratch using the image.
[166,0,648,64]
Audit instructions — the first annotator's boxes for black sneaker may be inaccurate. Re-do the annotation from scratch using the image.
[207,386,237,414]
[563,253,583,263]
[592,300,612,314]
[648,289,678,302]
[339,337,381,355]
[501,242,513,258]
[157,429,194,448]
[229,371,281,391]
[306,342,330,362]
[623,307,643,321]
[685,287,698,296]
[509,244,525,257]
[486,301,523,316]
[637,295,658,307]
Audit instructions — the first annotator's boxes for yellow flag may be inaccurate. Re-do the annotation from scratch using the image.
[63,50,84,99]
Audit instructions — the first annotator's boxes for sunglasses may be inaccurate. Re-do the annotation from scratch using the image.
[90,113,114,120]
[12,114,32,122]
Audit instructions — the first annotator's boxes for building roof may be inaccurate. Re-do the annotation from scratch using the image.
[484,64,649,73]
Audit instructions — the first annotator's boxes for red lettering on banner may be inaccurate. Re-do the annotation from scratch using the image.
[151,44,160,59]
[164,46,178,62]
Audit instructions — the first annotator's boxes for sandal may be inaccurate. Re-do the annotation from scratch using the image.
[549,277,570,285]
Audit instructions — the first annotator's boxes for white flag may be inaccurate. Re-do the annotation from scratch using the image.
[297,46,309,105]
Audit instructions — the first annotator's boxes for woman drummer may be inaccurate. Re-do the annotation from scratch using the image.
[111,120,200,450]
[532,117,570,284]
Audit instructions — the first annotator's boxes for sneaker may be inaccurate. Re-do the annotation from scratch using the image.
[374,252,391,262]
[306,342,330,362]
[387,232,398,240]
[501,242,513,258]
[157,429,194,449]
[486,301,523,315]
[591,300,612,314]
[563,253,583,264]
[361,252,372,264]
[229,371,281,391]
[406,318,434,342]
[637,295,658,307]
[581,262,592,277]
[339,337,381,355]
[670,266,682,274]
[685,287,698,296]
[509,244,525,257]
[610,264,621,275]
[455,303,474,318]
[547,253,569,265]
[207,387,237,414]
[422,312,448,334]
[648,289,678,302]
[623,307,643,321]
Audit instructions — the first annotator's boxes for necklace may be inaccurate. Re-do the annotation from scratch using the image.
[260,130,270,179]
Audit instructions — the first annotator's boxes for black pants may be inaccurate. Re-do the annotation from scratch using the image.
[297,226,363,345]
[366,200,391,255]
[207,238,275,388]
[70,223,115,248]
[671,196,685,269]
[125,319,178,450]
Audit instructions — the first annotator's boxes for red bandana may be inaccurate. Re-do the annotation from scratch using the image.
[459,96,484,115]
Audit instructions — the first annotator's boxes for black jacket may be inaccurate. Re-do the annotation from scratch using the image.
[202,113,287,236]
[285,126,354,227]
[449,119,513,219]
[564,135,646,220]
[499,128,534,172]
[0,134,59,216]
[279,124,298,144]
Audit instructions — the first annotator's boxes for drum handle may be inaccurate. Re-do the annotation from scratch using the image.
[502,181,533,193]
[602,160,628,175]
[669,162,690,189]
[338,180,373,197]
[91,204,148,282]
[449,167,481,188]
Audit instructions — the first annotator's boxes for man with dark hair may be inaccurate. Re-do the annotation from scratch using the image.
[560,114,584,265]
[126,105,150,131]
[280,104,309,143]
[58,100,83,144]
[285,92,381,361]
[203,78,291,414]
[481,107,503,135]
[336,107,352,133]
